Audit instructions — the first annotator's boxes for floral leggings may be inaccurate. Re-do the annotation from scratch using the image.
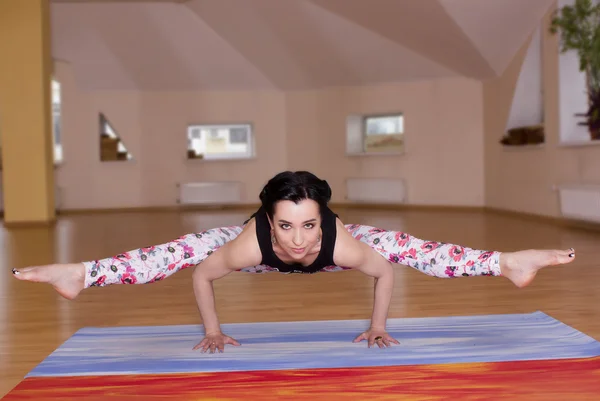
[83,224,502,288]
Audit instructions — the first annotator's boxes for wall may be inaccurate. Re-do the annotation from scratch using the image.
[54,62,287,210]
[484,5,600,218]
[286,78,485,206]
[9,2,600,217]
[53,63,485,211]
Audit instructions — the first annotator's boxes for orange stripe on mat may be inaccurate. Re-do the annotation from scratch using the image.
[4,357,600,400]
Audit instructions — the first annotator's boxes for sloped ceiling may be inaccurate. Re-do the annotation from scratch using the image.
[49,0,554,91]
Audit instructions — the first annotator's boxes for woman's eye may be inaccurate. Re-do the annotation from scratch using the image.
[280,224,290,230]
[305,224,314,229]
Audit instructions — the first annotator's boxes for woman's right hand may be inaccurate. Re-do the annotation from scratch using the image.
[193,331,241,353]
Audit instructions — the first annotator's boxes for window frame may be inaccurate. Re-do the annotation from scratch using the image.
[51,78,63,165]
[186,122,255,161]
[346,112,405,156]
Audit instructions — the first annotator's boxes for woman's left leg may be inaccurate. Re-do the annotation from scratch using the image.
[343,224,502,277]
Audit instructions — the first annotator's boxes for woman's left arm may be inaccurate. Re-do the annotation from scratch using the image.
[333,220,400,348]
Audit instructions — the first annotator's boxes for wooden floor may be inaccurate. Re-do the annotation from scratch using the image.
[2,206,600,397]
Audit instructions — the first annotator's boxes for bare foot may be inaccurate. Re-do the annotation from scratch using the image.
[500,248,575,288]
[12,263,85,300]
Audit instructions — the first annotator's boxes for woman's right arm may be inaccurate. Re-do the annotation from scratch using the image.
[191,221,262,353]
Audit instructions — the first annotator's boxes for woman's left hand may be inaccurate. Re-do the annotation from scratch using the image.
[353,328,400,348]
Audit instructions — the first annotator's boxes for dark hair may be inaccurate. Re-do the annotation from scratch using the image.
[259,171,332,218]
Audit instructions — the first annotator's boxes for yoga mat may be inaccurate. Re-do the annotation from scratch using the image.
[8,358,600,400]
[25,311,600,378]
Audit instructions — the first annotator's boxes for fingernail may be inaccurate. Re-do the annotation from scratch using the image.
[569,253,574,258]
[12,268,19,275]
[570,247,574,252]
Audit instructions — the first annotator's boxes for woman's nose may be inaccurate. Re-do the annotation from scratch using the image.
[293,231,303,245]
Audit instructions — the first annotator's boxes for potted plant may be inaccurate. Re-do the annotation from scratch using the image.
[550,0,600,139]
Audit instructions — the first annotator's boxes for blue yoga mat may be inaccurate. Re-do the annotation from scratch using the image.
[27,311,600,377]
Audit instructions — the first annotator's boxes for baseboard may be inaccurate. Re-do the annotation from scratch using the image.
[35,202,600,233]
[483,206,600,232]
[330,202,485,213]
[2,218,57,229]
[56,202,484,216]
[57,203,261,215]
[483,206,562,224]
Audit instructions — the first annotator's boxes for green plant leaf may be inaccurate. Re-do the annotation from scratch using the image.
[550,0,600,92]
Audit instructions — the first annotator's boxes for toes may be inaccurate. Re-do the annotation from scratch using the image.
[561,248,575,259]
[553,250,575,264]
[13,267,44,282]
[11,268,34,280]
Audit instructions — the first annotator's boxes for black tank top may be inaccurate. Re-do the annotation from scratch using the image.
[244,205,338,274]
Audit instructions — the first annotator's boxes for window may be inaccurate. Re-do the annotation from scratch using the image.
[501,24,545,147]
[364,114,404,153]
[187,123,254,160]
[506,26,544,130]
[557,0,600,145]
[346,113,405,155]
[99,113,133,162]
[52,79,63,163]
[558,39,591,144]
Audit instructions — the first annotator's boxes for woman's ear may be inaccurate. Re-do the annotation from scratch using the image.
[267,214,274,229]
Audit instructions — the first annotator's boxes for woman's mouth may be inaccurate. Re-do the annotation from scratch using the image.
[291,248,305,254]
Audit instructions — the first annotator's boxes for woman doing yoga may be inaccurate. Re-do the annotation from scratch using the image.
[12,171,576,353]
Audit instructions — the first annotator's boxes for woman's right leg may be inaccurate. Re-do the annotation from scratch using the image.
[12,225,244,299]
[83,226,244,288]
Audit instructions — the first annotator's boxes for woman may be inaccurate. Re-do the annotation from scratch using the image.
[12,171,575,354]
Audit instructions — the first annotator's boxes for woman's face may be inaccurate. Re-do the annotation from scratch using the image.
[270,199,322,260]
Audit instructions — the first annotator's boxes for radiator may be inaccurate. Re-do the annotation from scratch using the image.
[345,177,407,203]
[177,181,243,205]
[557,184,600,222]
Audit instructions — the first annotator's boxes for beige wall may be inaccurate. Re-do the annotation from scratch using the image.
[287,79,484,206]
[8,1,594,218]
[54,61,287,209]
[53,60,485,210]
[484,5,600,218]
[56,5,600,217]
